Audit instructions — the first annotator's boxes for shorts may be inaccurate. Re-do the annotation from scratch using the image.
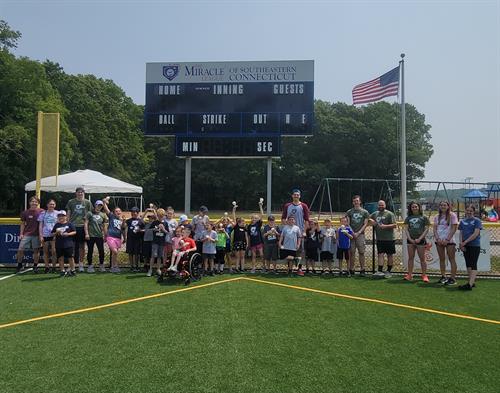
[350,233,366,254]
[306,248,319,261]
[280,249,297,259]
[19,235,41,250]
[75,226,86,243]
[264,244,279,261]
[56,247,73,260]
[106,236,122,251]
[202,253,215,260]
[142,241,152,260]
[250,243,264,253]
[407,239,427,246]
[320,251,334,261]
[215,247,226,264]
[463,246,480,270]
[43,236,54,243]
[376,240,396,255]
[233,241,247,251]
[435,242,456,247]
[126,237,142,255]
[151,243,163,259]
[336,248,350,260]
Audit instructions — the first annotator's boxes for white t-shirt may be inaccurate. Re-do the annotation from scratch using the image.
[434,212,458,242]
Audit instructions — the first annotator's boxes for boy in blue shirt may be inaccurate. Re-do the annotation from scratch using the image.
[336,216,354,276]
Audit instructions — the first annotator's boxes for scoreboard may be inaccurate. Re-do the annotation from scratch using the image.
[144,60,314,157]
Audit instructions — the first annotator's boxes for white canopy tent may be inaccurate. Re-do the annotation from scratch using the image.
[25,169,143,209]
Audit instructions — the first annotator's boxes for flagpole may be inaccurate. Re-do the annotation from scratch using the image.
[400,53,408,267]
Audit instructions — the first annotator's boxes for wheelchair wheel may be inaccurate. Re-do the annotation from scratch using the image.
[188,252,203,281]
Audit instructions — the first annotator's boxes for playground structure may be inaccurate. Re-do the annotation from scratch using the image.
[310,178,500,221]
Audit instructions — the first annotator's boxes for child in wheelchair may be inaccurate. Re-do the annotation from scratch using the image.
[166,227,197,276]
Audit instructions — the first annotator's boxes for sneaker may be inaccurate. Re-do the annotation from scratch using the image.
[60,271,67,277]
[68,270,76,277]
[261,268,267,274]
[156,269,162,276]
[250,268,256,274]
[422,274,429,283]
[87,265,95,273]
[296,269,304,276]
[444,278,456,286]
[359,270,366,277]
[349,270,355,276]
[33,266,39,274]
[147,269,153,277]
[438,276,448,284]
[229,268,234,274]
[78,265,85,273]
[384,271,392,278]
[99,265,107,273]
[168,265,178,273]
[373,271,385,278]
[403,273,413,281]
[44,267,50,274]
[458,283,473,290]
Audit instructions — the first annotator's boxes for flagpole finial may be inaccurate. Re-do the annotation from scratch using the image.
[400,53,405,59]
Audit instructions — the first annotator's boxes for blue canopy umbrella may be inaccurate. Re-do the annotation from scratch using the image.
[462,189,487,198]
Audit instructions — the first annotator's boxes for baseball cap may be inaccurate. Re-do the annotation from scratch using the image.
[291,189,301,195]
[130,207,140,212]
[95,200,104,206]
[199,205,208,213]
[179,214,188,222]
[57,210,67,216]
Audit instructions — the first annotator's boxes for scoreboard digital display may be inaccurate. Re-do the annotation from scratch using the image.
[144,60,314,138]
[175,136,281,158]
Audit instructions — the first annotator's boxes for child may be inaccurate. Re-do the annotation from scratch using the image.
[232,217,248,273]
[168,227,186,272]
[215,223,229,274]
[174,228,197,277]
[319,219,336,274]
[125,207,145,272]
[262,215,281,273]
[337,216,354,276]
[102,198,126,274]
[51,210,77,277]
[192,206,210,253]
[304,220,321,274]
[148,208,168,277]
[163,207,178,264]
[201,222,217,275]
[141,208,156,272]
[403,202,430,282]
[84,200,108,273]
[278,216,302,275]
[38,199,58,273]
[247,213,264,273]
[16,196,43,273]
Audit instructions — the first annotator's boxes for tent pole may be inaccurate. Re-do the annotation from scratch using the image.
[24,192,27,210]
[140,195,143,212]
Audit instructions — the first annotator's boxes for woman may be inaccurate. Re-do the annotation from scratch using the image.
[85,200,108,273]
[458,205,482,290]
[38,199,59,273]
[403,202,430,282]
[433,201,458,285]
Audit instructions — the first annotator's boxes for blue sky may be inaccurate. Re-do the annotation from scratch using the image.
[2,0,499,184]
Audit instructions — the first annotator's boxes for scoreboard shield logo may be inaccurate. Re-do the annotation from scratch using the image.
[163,65,179,81]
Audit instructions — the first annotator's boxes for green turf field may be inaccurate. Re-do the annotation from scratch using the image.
[1,270,499,393]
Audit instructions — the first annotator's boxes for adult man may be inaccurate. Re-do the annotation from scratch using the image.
[16,196,44,273]
[346,195,370,276]
[66,187,92,272]
[281,189,310,233]
[369,200,397,278]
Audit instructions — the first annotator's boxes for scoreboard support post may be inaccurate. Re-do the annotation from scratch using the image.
[184,157,192,214]
[266,158,272,215]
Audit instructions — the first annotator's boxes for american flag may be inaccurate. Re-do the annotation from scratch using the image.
[352,66,400,105]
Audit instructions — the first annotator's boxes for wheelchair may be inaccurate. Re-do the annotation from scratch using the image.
[157,251,203,285]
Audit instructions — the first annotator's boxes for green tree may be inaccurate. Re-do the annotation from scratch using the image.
[0,20,21,51]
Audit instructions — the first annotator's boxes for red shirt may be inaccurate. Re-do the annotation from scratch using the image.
[20,208,44,236]
[181,237,196,252]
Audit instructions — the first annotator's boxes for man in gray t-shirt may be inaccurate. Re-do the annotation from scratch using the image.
[346,195,370,276]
